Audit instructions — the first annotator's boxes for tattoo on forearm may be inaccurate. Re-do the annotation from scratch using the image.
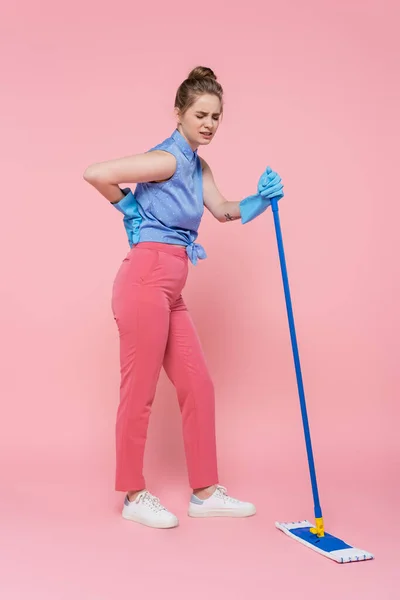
[224,213,240,222]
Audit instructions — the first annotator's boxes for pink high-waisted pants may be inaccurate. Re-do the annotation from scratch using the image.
[111,242,219,491]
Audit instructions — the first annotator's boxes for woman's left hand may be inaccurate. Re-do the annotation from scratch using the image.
[257,166,284,200]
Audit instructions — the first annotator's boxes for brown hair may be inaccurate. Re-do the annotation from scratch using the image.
[174,66,224,116]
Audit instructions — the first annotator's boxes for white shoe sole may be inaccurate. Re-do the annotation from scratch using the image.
[188,505,256,518]
[122,512,179,529]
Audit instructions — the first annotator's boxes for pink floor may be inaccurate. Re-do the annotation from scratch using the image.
[2,451,396,599]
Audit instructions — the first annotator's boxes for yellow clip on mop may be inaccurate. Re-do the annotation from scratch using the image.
[270,197,374,563]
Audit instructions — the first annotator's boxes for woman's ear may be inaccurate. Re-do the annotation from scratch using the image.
[174,106,181,125]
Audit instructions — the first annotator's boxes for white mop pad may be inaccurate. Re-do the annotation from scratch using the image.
[275,521,374,563]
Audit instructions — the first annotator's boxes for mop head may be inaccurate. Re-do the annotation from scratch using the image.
[275,521,374,563]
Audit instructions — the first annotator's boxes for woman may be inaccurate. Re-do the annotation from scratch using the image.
[84,66,284,529]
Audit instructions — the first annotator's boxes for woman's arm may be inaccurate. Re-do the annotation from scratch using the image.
[83,151,177,203]
[201,158,241,222]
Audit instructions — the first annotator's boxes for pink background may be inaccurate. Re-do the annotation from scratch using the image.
[1,0,399,597]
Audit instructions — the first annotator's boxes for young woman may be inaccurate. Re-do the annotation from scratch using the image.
[84,66,284,529]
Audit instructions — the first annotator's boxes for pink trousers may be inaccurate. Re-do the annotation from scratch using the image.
[111,242,219,491]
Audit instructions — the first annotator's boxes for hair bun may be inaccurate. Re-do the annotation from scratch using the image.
[187,66,217,82]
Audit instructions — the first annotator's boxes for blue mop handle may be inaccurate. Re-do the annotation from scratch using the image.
[270,198,322,522]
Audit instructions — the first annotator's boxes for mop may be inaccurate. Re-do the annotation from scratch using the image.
[270,197,374,563]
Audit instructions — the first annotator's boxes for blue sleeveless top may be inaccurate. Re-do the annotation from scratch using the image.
[112,129,207,265]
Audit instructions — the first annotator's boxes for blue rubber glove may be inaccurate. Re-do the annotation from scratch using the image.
[112,187,138,217]
[240,193,272,224]
[239,166,284,224]
[112,187,142,246]
[258,166,284,199]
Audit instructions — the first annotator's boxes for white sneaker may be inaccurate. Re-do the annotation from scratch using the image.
[188,485,256,518]
[122,490,179,529]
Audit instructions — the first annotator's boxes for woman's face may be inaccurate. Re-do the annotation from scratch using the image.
[176,94,222,150]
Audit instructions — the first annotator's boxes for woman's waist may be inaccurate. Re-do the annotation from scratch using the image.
[137,228,195,254]
[134,241,188,258]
